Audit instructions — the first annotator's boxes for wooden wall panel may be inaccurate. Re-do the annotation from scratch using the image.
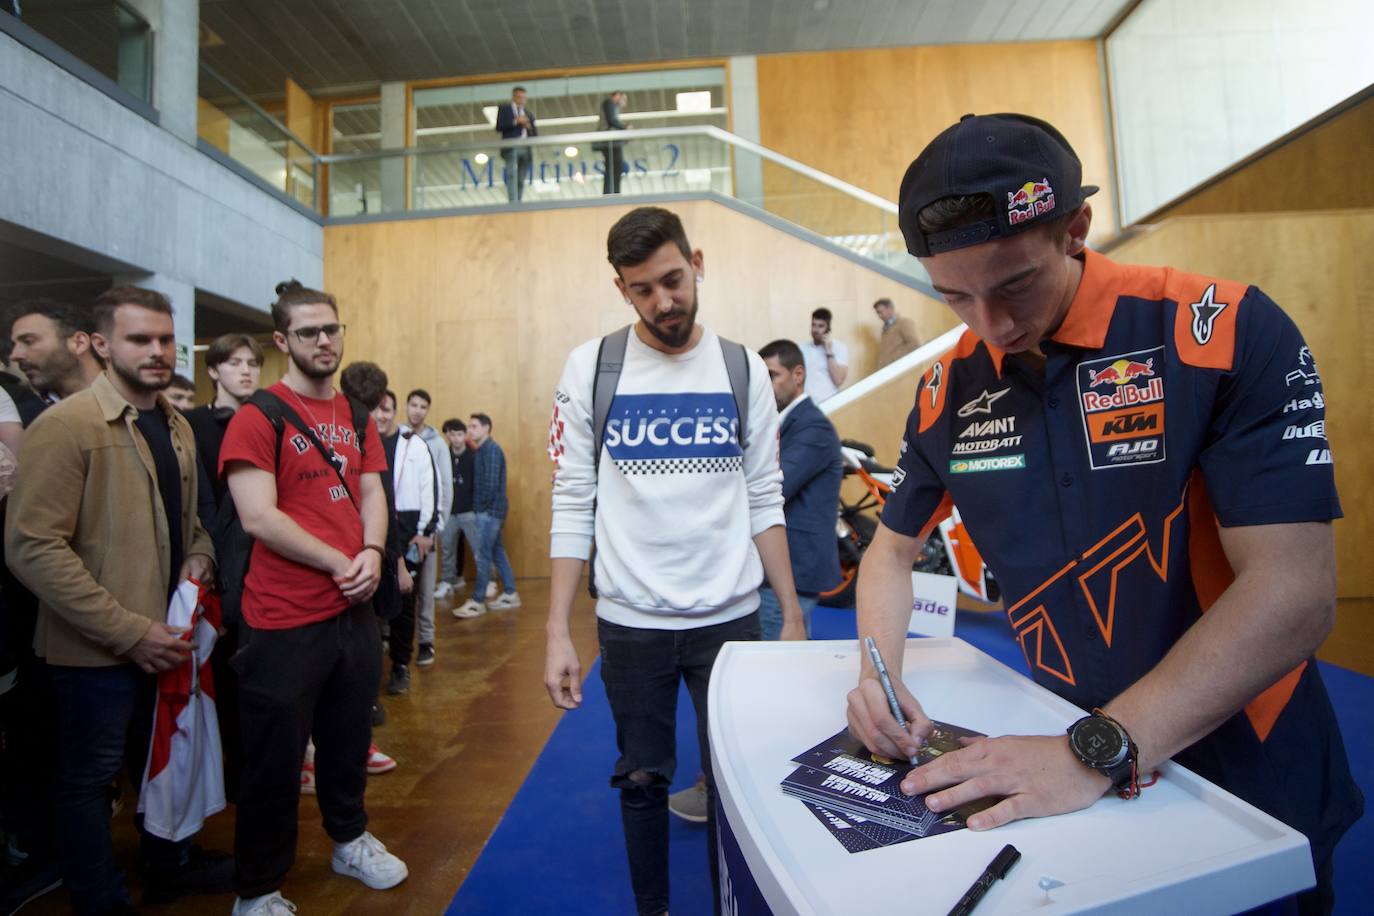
[755,42,1119,246]
[325,200,948,575]
[196,98,230,154]
[1110,210,1374,598]
[1151,93,1374,221]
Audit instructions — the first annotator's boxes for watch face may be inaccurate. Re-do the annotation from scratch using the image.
[1070,717,1126,766]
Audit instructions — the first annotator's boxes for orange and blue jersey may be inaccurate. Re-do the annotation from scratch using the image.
[882,248,1360,865]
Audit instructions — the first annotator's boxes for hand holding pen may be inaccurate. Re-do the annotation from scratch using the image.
[847,636,933,764]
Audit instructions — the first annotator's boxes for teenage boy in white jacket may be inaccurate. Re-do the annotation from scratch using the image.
[543,207,806,916]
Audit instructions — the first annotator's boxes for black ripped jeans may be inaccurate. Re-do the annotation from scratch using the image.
[597,612,760,916]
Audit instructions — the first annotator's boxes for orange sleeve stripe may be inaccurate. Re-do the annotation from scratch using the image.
[913,492,955,545]
[1246,662,1307,743]
[917,330,985,434]
[1187,471,1303,742]
[1170,272,1248,371]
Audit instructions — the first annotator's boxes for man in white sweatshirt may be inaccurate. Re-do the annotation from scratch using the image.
[544,206,807,916]
[400,389,452,666]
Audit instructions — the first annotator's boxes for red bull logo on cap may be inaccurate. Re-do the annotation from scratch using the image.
[1007,177,1055,226]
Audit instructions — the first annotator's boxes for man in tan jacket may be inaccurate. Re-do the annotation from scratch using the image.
[5,286,228,913]
[873,297,922,368]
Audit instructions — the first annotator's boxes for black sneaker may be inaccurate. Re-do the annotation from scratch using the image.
[386,664,410,695]
[416,643,435,667]
[141,845,235,905]
[371,703,387,727]
[0,855,63,914]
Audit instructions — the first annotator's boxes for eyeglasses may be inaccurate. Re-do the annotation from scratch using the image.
[290,323,346,343]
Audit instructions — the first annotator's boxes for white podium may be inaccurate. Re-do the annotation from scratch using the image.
[709,639,1314,915]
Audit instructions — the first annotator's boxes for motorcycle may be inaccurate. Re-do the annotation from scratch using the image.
[818,439,999,609]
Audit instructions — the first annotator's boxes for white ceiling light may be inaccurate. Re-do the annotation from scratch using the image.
[474,152,490,165]
[564,146,578,157]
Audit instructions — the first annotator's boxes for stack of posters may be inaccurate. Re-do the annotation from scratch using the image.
[780,722,994,853]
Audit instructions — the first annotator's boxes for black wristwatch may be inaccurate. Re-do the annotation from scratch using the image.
[1066,709,1138,796]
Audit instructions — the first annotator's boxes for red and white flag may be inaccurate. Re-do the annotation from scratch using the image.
[138,579,226,841]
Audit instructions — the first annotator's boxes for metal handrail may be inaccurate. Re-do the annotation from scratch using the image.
[199,62,320,161]
[320,125,899,215]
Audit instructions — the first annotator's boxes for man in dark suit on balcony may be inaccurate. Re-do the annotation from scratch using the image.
[495,86,537,203]
[758,338,844,637]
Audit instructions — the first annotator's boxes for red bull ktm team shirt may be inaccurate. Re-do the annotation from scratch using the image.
[882,248,1360,866]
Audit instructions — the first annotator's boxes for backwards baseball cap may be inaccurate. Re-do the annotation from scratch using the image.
[898,113,1098,257]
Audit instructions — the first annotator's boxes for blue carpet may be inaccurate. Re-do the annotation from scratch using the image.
[449,607,1373,913]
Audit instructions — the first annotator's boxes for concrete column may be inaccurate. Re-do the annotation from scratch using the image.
[728,56,763,207]
[116,272,197,380]
[125,0,199,145]
[380,81,407,212]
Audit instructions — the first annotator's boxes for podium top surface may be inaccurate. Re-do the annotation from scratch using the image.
[708,638,1313,915]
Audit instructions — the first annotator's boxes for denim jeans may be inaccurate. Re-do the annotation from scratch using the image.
[502,148,532,202]
[472,512,516,599]
[598,612,761,916]
[440,510,484,585]
[756,586,818,641]
[48,663,188,914]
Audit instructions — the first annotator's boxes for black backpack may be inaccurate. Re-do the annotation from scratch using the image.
[212,390,397,625]
[585,325,751,598]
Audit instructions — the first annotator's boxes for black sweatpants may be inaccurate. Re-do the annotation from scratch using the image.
[387,511,420,668]
[231,602,380,898]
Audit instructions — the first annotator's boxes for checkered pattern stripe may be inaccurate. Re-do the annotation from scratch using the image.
[614,456,744,476]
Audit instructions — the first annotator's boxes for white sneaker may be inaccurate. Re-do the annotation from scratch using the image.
[232,891,297,915]
[488,592,522,610]
[452,599,486,619]
[485,581,498,600]
[331,831,408,890]
[434,581,453,599]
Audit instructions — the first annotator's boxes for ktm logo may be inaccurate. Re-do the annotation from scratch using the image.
[1100,411,1158,437]
[1087,402,1165,445]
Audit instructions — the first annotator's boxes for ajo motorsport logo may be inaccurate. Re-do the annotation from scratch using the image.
[1076,346,1166,470]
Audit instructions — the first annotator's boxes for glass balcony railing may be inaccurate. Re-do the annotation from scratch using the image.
[193,76,928,289]
[197,64,317,210]
[317,126,929,287]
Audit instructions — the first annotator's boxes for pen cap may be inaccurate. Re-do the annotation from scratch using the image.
[990,844,1021,879]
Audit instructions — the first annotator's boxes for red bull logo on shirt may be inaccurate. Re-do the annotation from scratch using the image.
[1007,177,1055,226]
[1077,347,1167,469]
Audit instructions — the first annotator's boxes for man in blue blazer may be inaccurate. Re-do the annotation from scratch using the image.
[494,86,537,202]
[758,339,843,637]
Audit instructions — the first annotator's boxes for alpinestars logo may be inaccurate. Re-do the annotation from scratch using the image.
[957,388,1009,418]
[1188,284,1228,346]
[927,362,944,409]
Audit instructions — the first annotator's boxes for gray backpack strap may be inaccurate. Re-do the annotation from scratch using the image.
[717,335,751,450]
[592,325,631,470]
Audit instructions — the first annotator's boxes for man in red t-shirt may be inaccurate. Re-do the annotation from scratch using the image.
[219,281,407,915]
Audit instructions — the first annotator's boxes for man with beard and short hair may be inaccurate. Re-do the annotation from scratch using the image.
[398,389,451,666]
[544,206,807,915]
[8,298,103,401]
[800,307,848,402]
[5,285,231,913]
[219,281,406,914]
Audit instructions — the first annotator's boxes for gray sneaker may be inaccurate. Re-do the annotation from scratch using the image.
[386,664,409,695]
[488,592,522,610]
[667,778,708,824]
